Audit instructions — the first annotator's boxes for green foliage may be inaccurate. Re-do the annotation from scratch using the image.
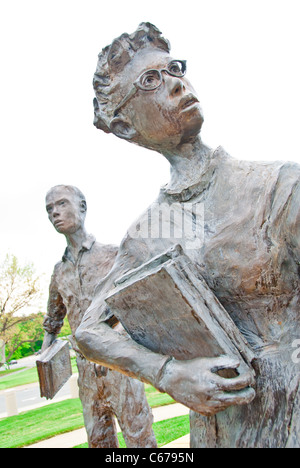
[8,312,44,360]
[58,316,72,338]
[0,254,44,364]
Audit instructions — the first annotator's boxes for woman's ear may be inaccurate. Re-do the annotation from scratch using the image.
[110,117,137,141]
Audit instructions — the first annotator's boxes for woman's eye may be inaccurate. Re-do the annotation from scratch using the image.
[170,65,180,73]
[140,71,160,89]
[146,77,154,85]
[142,74,155,86]
[168,61,185,76]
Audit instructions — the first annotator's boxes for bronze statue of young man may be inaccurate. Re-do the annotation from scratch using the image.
[42,185,157,448]
[76,23,300,448]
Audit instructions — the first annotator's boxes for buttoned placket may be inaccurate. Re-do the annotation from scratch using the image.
[63,248,86,297]
[62,235,96,295]
[76,248,87,291]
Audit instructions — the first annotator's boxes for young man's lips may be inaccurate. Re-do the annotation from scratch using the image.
[54,220,64,227]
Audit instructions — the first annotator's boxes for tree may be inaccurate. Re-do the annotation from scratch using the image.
[8,312,45,360]
[0,254,44,366]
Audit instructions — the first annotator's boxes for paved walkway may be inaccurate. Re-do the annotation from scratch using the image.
[26,403,190,448]
[163,434,190,448]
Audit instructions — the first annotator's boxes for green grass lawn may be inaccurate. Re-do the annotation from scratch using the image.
[75,415,190,448]
[0,367,26,378]
[0,356,181,449]
[144,383,174,407]
[148,415,189,448]
[0,399,84,448]
[0,384,176,448]
[0,366,40,391]
[0,397,189,449]
[0,397,186,448]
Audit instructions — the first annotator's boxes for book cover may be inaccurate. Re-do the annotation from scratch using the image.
[36,339,72,399]
[105,245,255,376]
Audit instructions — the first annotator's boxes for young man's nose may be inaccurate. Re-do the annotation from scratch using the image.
[52,207,60,217]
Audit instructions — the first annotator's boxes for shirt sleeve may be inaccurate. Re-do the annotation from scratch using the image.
[43,265,67,335]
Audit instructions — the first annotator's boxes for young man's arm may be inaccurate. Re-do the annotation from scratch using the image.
[42,267,67,352]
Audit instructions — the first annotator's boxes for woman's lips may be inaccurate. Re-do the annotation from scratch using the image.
[179,94,200,111]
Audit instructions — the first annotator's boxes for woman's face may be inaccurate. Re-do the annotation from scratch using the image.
[114,49,204,150]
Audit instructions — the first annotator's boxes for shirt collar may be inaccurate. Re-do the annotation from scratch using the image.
[62,234,96,263]
[81,234,96,251]
[158,147,224,203]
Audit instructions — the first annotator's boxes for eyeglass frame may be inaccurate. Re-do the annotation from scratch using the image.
[113,60,187,118]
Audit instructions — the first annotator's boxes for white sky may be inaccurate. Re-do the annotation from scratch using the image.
[1,0,300,301]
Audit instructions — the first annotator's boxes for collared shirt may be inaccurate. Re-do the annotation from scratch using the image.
[43,235,118,338]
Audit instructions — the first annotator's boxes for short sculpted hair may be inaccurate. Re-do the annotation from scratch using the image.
[46,185,87,210]
[93,22,170,134]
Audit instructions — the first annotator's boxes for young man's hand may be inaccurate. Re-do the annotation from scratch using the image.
[41,332,57,353]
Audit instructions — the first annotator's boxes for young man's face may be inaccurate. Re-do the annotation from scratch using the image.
[113,49,204,149]
[46,187,85,235]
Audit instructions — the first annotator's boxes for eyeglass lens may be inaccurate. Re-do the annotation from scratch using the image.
[138,61,186,90]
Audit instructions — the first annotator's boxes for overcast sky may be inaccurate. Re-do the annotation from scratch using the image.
[1,0,300,300]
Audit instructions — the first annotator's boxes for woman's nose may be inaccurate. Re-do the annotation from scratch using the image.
[164,74,185,97]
